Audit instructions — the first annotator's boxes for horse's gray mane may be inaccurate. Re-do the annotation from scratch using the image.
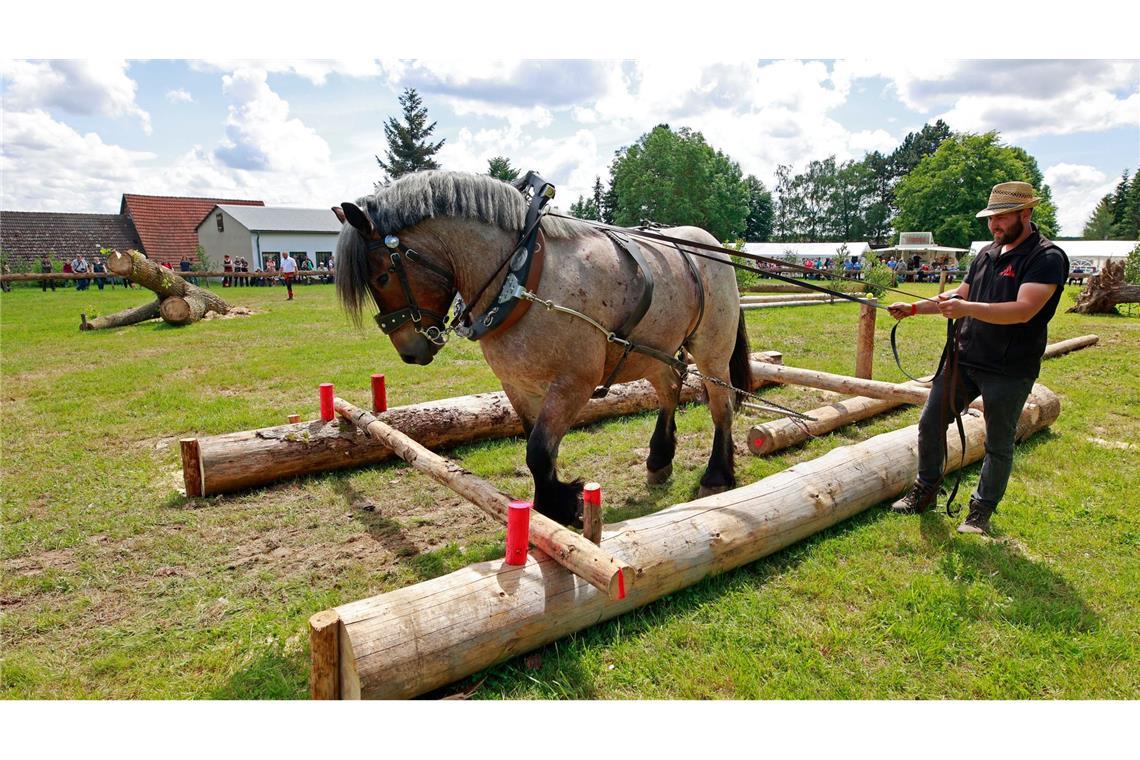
[356,170,595,240]
[337,170,597,325]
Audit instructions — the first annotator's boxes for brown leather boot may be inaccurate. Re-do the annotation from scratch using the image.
[890,479,942,514]
[957,498,995,535]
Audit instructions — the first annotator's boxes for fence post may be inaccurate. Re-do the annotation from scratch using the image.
[855,301,876,379]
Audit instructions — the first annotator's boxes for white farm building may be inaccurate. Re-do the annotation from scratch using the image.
[196,205,343,270]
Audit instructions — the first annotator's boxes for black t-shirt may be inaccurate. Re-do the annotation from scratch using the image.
[959,225,1068,378]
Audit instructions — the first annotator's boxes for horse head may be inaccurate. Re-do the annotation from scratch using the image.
[334,202,456,366]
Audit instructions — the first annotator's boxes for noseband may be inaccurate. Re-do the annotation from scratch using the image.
[365,234,454,346]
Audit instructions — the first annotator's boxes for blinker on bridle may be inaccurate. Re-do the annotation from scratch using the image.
[364,232,455,345]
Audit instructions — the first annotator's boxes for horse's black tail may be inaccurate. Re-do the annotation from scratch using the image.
[730,309,752,411]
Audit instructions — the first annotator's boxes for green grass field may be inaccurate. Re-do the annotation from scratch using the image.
[1,278,1137,699]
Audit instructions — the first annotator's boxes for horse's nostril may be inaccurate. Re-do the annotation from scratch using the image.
[399,353,417,364]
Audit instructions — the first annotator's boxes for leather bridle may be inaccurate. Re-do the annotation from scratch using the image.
[365,233,456,346]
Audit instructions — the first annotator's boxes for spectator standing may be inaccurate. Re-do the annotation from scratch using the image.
[223,255,233,287]
[40,256,56,291]
[280,251,298,300]
[1,262,10,293]
[61,259,74,287]
[92,256,107,290]
[74,255,90,291]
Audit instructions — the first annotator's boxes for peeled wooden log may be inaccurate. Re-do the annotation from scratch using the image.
[748,359,929,404]
[107,249,230,324]
[747,335,1098,456]
[79,299,162,331]
[312,385,1061,699]
[744,281,865,294]
[183,351,783,497]
[334,398,629,600]
[1068,259,1140,314]
[742,299,852,310]
[740,293,832,304]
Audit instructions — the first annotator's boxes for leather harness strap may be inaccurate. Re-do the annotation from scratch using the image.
[593,229,657,398]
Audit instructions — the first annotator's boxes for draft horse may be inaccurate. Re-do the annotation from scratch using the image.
[335,171,752,526]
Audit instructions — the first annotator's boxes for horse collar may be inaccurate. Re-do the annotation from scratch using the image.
[461,229,547,341]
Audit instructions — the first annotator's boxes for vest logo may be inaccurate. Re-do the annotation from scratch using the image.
[999,264,1016,278]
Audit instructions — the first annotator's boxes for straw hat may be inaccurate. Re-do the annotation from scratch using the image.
[976,181,1042,218]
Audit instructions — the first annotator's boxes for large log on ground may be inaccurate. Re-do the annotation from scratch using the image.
[312,385,1061,699]
[333,398,629,600]
[741,299,849,310]
[740,293,832,304]
[107,249,230,324]
[747,335,1098,456]
[744,282,865,294]
[79,299,162,331]
[1068,260,1140,314]
[748,359,929,404]
[184,351,784,497]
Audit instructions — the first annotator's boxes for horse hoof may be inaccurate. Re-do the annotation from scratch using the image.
[697,484,728,498]
[647,464,673,485]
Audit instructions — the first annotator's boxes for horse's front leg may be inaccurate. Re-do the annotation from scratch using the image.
[526,379,595,527]
[646,366,683,485]
[698,378,737,498]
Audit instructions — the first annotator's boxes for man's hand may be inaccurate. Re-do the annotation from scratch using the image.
[887,302,915,320]
[937,296,973,319]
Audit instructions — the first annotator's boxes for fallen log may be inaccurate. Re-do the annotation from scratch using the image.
[744,281,865,294]
[82,249,231,329]
[80,300,162,331]
[741,299,856,310]
[311,384,1061,699]
[1068,259,1140,314]
[333,398,629,601]
[740,293,832,304]
[182,351,783,497]
[747,335,1098,456]
[748,360,929,404]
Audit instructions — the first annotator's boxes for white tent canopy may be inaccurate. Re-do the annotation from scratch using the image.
[970,239,1137,271]
[742,241,871,263]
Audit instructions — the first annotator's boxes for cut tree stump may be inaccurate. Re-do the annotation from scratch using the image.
[1068,259,1140,314]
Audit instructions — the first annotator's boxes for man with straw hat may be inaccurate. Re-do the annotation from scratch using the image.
[886,181,1068,535]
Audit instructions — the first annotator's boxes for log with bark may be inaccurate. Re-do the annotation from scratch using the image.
[80,249,232,330]
[1068,259,1140,314]
[182,352,784,497]
[310,384,1061,699]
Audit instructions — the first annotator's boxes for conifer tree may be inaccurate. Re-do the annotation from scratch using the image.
[487,156,519,182]
[376,88,445,183]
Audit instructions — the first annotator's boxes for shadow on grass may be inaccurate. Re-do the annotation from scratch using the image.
[919,515,1098,633]
[334,478,422,561]
[213,646,310,699]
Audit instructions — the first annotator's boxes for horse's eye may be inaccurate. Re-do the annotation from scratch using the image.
[378,273,389,287]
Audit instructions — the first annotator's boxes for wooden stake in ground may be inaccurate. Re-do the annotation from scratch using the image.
[333,397,629,601]
[81,249,232,330]
[1068,259,1140,314]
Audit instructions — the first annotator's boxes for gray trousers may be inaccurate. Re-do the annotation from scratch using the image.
[917,365,1036,511]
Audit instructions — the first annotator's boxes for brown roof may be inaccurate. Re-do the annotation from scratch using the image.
[0,211,143,268]
[120,194,264,266]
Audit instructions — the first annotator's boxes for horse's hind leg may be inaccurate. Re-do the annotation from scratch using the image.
[527,380,595,527]
[646,366,683,485]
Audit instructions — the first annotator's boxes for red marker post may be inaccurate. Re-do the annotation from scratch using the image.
[504,500,532,566]
[319,383,335,422]
[371,373,387,414]
[582,482,603,545]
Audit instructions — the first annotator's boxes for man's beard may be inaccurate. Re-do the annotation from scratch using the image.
[994,216,1024,245]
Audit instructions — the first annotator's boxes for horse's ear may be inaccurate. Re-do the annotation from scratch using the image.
[331,206,347,224]
[341,202,374,237]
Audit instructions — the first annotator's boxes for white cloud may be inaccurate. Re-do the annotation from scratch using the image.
[214,67,331,176]
[0,59,152,134]
[1043,163,1119,236]
[191,59,385,85]
[0,109,155,211]
[166,88,194,104]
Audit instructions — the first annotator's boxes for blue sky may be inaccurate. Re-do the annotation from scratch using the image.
[2,6,1138,238]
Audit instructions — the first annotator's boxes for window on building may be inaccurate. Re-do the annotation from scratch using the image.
[216,213,224,232]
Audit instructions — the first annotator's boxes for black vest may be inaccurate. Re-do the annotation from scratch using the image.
[958,226,1068,378]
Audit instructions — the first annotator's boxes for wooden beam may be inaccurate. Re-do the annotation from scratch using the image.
[320,385,1061,699]
[308,610,342,700]
[748,359,930,404]
[333,398,629,601]
[855,301,876,379]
